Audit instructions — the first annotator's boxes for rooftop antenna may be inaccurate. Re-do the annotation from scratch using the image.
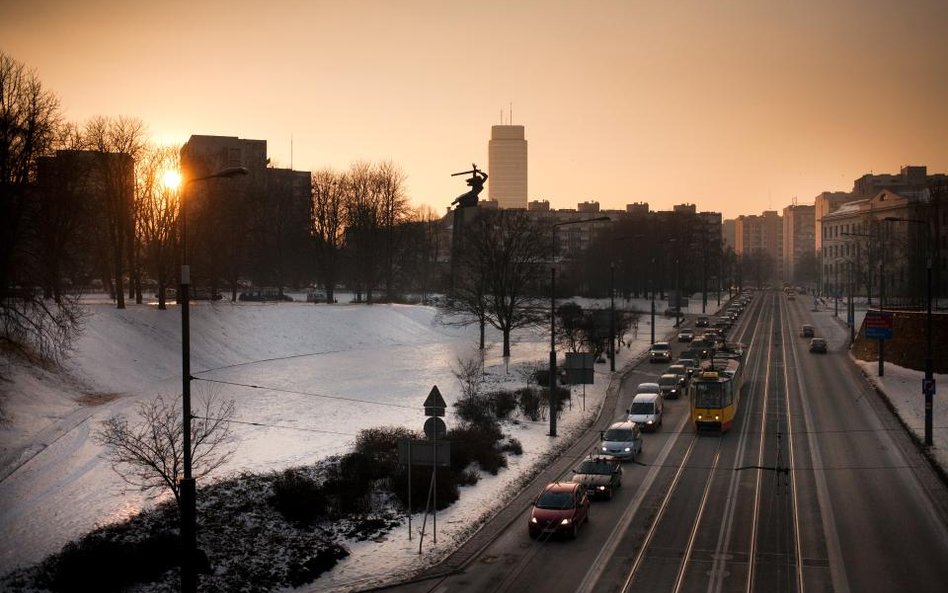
[510,102,513,124]
[290,135,294,170]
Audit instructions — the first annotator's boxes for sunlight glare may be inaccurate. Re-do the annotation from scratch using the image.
[162,169,182,191]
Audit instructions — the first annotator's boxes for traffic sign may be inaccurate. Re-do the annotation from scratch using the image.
[424,417,447,440]
[423,385,446,417]
[864,311,894,340]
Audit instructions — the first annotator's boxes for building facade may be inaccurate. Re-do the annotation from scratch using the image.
[783,203,815,285]
[487,125,528,209]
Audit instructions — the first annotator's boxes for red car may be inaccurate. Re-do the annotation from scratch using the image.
[528,482,590,539]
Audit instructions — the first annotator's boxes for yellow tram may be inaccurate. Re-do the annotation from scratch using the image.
[689,356,743,432]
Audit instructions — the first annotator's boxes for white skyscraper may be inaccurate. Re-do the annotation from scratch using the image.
[488,125,527,209]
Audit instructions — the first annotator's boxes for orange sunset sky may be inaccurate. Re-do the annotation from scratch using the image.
[3,0,947,219]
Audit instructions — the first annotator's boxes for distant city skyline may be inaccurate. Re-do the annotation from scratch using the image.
[3,0,946,219]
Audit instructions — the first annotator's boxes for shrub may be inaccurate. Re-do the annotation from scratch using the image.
[454,392,495,426]
[270,468,328,525]
[39,532,178,593]
[355,425,418,473]
[500,437,523,455]
[490,389,518,419]
[517,386,543,421]
[323,451,384,515]
[390,466,460,511]
[448,422,507,475]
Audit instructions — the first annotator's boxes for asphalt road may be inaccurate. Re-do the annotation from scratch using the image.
[371,290,948,593]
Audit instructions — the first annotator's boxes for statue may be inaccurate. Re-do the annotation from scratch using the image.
[450,163,487,208]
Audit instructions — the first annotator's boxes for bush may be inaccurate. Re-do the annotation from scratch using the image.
[500,437,523,455]
[355,426,418,473]
[454,392,495,426]
[323,452,385,515]
[270,468,328,525]
[390,466,460,511]
[517,387,543,421]
[489,390,518,419]
[39,532,178,593]
[448,422,507,475]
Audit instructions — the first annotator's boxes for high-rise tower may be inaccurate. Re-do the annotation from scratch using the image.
[488,124,527,209]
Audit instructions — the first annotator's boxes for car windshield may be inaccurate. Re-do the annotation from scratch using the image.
[630,402,653,414]
[652,344,669,351]
[659,376,678,386]
[603,428,635,441]
[536,490,575,509]
[576,461,613,475]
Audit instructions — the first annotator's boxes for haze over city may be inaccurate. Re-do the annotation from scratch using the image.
[3,0,947,219]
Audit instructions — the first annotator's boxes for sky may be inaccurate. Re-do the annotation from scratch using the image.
[3,0,947,219]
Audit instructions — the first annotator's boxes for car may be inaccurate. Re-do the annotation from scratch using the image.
[676,356,700,376]
[528,481,591,539]
[571,455,622,500]
[649,341,672,362]
[658,373,683,399]
[635,381,661,395]
[627,392,664,430]
[677,328,694,342]
[800,324,814,338]
[809,337,827,353]
[665,364,689,388]
[695,316,710,327]
[788,292,796,301]
[599,420,643,461]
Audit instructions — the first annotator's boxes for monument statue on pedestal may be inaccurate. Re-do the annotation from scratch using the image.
[451,163,487,209]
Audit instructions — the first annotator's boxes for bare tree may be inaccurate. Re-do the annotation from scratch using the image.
[0,51,85,362]
[452,354,485,401]
[95,390,237,510]
[82,116,147,308]
[343,161,382,302]
[375,161,410,301]
[136,145,180,309]
[444,209,548,357]
[310,168,345,303]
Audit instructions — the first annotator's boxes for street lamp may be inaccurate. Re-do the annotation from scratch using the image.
[885,216,934,447]
[179,166,248,593]
[610,261,616,372]
[549,216,609,437]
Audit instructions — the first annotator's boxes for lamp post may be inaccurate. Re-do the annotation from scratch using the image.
[650,257,656,345]
[885,216,934,447]
[549,216,609,437]
[179,166,248,593]
[610,261,616,372]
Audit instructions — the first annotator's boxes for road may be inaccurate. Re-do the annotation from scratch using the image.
[372,290,948,593]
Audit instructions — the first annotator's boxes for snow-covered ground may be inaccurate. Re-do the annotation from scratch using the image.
[0,292,943,592]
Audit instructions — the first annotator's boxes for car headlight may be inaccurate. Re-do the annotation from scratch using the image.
[714,415,720,420]
[597,485,606,491]
[601,446,608,452]
[646,420,653,424]
[530,517,538,524]
[560,518,572,526]
[624,447,631,452]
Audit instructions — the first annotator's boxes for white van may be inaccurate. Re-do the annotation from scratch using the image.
[599,421,643,461]
[627,392,664,431]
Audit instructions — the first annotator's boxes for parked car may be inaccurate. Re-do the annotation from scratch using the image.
[677,328,694,342]
[627,392,664,430]
[800,324,814,337]
[649,341,672,362]
[571,455,622,500]
[600,421,643,461]
[809,337,827,353]
[528,481,591,539]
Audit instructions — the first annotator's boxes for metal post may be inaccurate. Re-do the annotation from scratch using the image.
[178,167,247,593]
[549,265,557,437]
[879,223,885,377]
[610,262,615,372]
[925,259,933,447]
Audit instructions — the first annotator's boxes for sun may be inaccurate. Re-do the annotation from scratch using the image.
[161,169,182,191]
